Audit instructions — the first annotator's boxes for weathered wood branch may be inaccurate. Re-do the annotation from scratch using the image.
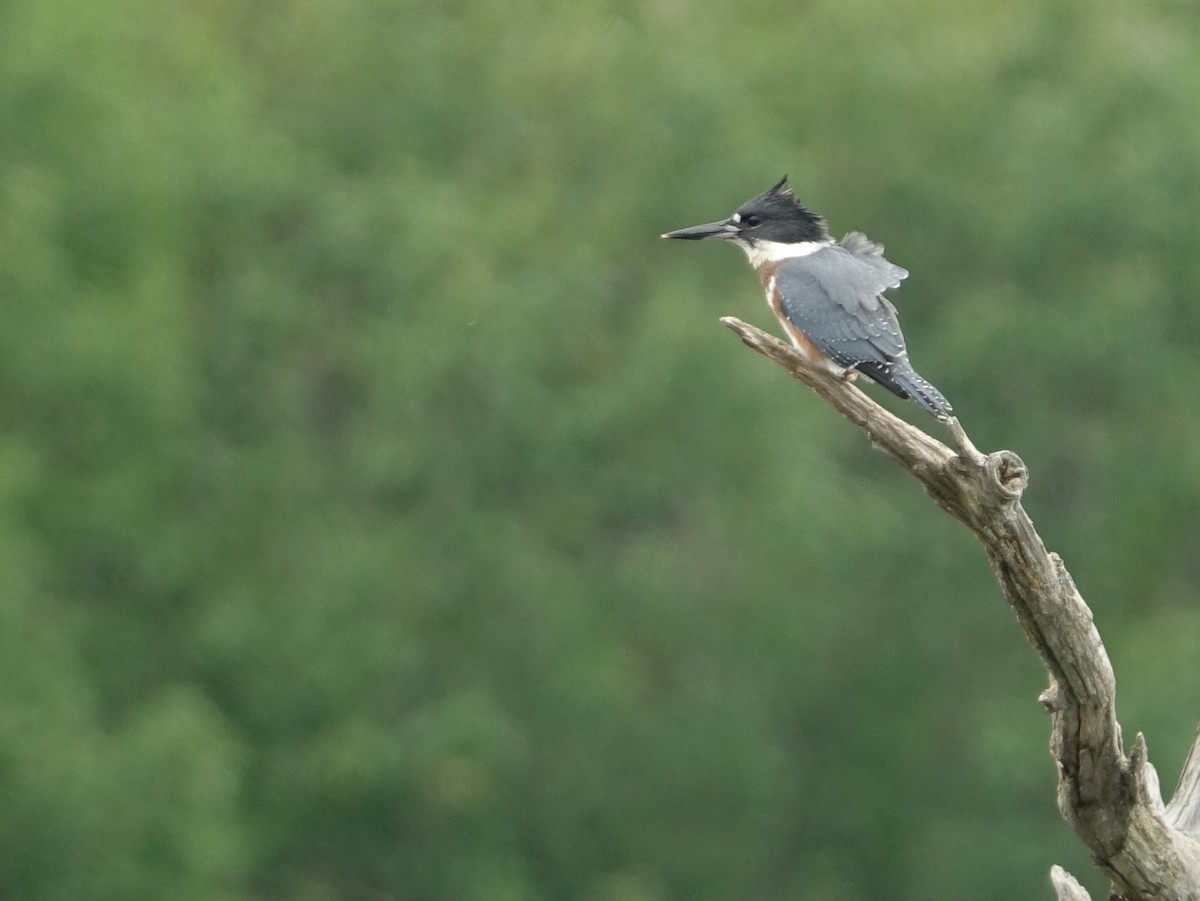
[719,316,1200,899]
[1051,865,1093,901]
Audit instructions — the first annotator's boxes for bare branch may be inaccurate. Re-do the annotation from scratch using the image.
[1050,865,1093,901]
[1167,726,1200,837]
[721,316,1200,898]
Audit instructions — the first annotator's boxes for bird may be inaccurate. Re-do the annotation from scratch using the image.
[661,176,953,420]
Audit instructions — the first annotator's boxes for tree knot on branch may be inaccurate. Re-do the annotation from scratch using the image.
[987,450,1028,500]
[942,449,1028,521]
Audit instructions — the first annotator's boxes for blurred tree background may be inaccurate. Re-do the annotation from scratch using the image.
[1,0,1199,898]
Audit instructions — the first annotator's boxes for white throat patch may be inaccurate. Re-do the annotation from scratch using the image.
[740,239,831,268]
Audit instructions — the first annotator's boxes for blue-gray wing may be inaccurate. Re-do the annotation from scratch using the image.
[774,236,909,369]
[776,234,954,419]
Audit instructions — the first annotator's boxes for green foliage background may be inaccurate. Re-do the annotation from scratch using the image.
[2,0,1199,898]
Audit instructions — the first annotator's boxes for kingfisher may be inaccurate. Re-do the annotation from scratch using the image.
[662,176,953,420]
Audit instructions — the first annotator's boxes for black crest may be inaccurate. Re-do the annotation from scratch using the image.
[736,176,828,243]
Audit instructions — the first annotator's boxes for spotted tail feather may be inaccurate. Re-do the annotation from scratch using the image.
[856,361,954,420]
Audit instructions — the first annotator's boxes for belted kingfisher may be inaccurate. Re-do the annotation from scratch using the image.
[662,177,953,420]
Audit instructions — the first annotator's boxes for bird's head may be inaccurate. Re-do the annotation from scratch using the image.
[661,176,828,249]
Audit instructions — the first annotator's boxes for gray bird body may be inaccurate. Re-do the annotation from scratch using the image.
[769,233,953,420]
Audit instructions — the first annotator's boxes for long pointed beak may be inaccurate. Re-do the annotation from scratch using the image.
[660,218,740,240]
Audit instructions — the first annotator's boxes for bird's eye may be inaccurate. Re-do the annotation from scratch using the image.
[742,214,761,227]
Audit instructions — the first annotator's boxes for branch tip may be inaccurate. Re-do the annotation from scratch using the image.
[1164,722,1200,837]
[946,416,987,467]
[1049,865,1092,901]
[1039,681,1066,712]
